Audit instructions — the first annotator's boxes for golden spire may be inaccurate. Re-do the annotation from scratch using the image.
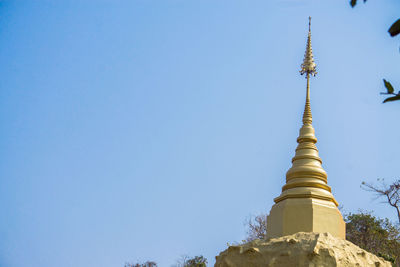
[266,17,345,240]
[273,17,339,207]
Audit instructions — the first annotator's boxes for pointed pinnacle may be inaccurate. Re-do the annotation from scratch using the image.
[300,17,317,76]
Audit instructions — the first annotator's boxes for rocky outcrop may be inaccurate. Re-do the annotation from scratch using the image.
[215,232,391,267]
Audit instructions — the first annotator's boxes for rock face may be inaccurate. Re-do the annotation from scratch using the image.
[215,232,391,267]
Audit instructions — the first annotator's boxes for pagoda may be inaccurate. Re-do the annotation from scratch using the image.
[266,17,346,239]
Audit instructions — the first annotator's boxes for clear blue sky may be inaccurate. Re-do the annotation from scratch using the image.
[1,1,399,266]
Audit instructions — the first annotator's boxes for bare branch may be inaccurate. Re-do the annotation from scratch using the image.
[361,179,400,224]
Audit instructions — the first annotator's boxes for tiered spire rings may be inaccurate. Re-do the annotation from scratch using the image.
[273,17,339,207]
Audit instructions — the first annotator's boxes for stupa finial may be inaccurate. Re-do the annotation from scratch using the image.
[300,17,316,125]
[300,17,317,77]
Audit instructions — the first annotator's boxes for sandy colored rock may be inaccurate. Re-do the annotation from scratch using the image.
[215,232,391,267]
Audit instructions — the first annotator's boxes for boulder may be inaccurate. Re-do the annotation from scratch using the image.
[215,232,391,267]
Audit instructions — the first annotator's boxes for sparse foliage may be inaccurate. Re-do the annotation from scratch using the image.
[172,255,207,267]
[362,179,400,224]
[245,213,267,242]
[185,256,207,267]
[124,261,157,267]
[345,211,400,266]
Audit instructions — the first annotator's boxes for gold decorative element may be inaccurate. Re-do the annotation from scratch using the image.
[273,16,339,207]
[266,18,345,240]
[300,17,317,77]
[282,182,332,192]
[300,17,315,126]
[274,193,339,207]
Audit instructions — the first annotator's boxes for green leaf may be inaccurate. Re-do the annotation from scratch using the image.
[388,18,400,37]
[383,79,394,94]
[383,94,400,103]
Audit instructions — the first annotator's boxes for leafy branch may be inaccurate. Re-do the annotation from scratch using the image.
[381,79,400,103]
[350,0,400,103]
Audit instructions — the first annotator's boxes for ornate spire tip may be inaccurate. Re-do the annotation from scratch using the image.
[300,17,317,77]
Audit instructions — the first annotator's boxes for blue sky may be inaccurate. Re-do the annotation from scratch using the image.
[1,1,400,266]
